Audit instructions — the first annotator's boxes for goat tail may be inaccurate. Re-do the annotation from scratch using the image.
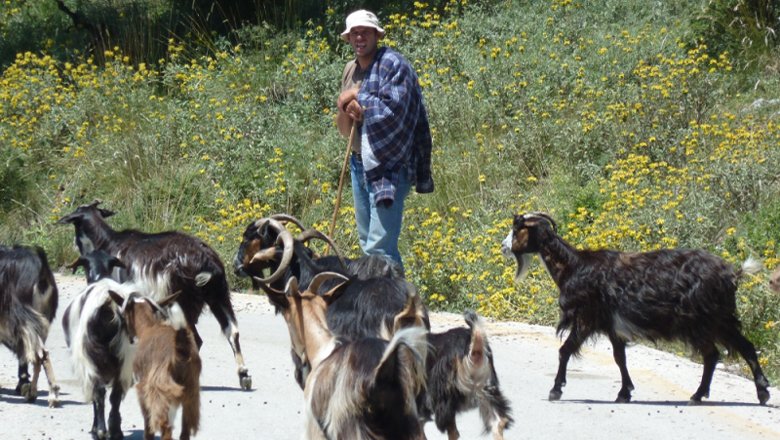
[739,257,763,277]
[181,384,200,437]
[194,272,213,287]
[377,326,429,413]
[10,301,49,363]
[137,364,185,433]
[464,310,488,368]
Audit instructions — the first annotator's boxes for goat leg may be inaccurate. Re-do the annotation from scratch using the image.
[690,345,719,404]
[107,382,125,439]
[724,329,771,405]
[40,348,61,407]
[210,302,252,390]
[15,361,31,398]
[92,386,107,439]
[550,329,583,401]
[24,358,42,403]
[609,335,634,403]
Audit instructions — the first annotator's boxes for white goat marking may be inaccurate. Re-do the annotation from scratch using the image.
[66,279,136,401]
[165,302,188,331]
[500,231,513,259]
[129,263,172,302]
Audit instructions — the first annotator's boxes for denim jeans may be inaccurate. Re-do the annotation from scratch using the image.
[350,154,412,271]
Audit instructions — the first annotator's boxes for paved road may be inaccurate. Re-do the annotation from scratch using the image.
[1,274,778,439]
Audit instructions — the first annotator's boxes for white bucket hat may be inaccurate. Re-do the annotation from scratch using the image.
[340,10,385,41]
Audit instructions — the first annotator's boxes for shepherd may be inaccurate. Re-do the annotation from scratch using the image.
[336,9,434,274]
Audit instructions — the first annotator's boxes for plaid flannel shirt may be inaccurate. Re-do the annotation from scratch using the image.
[357,47,434,203]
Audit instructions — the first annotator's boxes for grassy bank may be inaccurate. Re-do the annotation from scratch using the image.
[1,0,779,379]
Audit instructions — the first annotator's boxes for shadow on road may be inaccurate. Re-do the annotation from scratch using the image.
[560,398,766,408]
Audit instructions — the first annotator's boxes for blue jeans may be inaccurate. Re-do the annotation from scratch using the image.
[350,154,411,271]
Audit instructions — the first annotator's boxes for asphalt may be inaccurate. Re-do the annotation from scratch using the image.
[0,274,778,439]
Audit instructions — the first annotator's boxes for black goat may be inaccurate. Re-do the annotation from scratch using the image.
[424,311,513,439]
[234,216,430,389]
[0,245,60,406]
[234,216,429,338]
[57,200,251,390]
[501,212,770,405]
[68,249,126,284]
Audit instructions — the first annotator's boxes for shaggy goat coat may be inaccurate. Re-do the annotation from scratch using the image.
[502,212,770,405]
[120,296,201,440]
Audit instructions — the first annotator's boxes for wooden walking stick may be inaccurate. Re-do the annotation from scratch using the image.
[329,122,357,246]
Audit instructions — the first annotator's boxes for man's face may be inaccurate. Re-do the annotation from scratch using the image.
[348,26,378,59]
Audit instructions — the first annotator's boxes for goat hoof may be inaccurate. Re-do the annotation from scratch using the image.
[240,374,253,390]
[15,380,29,395]
[548,389,563,401]
[20,383,36,402]
[615,395,631,403]
[758,389,770,405]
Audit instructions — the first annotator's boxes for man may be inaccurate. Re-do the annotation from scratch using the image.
[336,9,434,272]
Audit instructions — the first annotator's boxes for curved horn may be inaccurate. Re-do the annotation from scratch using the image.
[270,213,307,231]
[526,211,558,233]
[253,277,287,296]
[252,218,295,284]
[308,271,350,297]
[296,228,347,269]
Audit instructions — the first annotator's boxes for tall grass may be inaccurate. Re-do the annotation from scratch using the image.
[1,0,779,379]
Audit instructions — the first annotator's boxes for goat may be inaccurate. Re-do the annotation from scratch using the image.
[0,244,60,406]
[57,199,250,390]
[62,275,136,439]
[234,216,430,388]
[68,249,126,284]
[422,311,513,440]
[501,212,770,405]
[234,216,428,338]
[265,271,428,439]
[108,291,201,440]
[770,265,780,293]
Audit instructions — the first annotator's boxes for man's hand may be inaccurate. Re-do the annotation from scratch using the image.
[338,88,363,122]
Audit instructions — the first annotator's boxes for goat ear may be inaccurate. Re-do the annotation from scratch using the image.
[66,257,85,274]
[56,212,81,225]
[109,256,126,270]
[250,247,278,264]
[392,290,426,333]
[98,208,116,218]
[108,290,125,308]
[157,291,182,308]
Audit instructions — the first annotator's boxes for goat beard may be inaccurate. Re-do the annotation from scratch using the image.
[513,253,533,282]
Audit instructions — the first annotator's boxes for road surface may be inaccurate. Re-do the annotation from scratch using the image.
[0,274,778,439]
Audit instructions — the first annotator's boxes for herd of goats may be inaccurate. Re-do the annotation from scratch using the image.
[1,199,778,439]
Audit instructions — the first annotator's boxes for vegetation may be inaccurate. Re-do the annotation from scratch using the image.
[1,0,779,379]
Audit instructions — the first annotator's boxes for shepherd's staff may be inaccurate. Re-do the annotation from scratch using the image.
[328,121,357,249]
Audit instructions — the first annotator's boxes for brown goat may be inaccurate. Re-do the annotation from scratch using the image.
[110,291,201,440]
[265,272,428,439]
